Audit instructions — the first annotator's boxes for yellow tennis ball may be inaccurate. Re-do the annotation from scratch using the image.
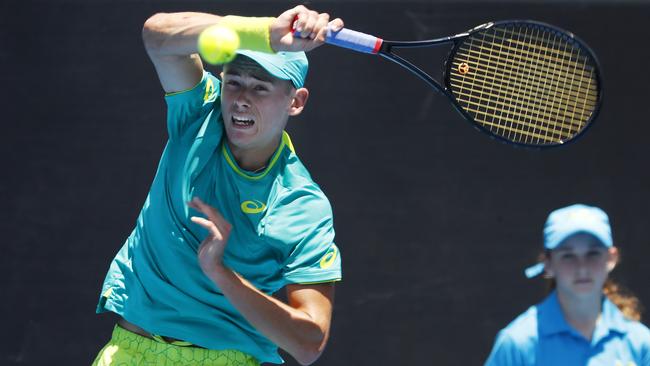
[197,26,240,65]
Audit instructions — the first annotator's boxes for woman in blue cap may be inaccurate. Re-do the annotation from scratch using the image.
[485,204,650,366]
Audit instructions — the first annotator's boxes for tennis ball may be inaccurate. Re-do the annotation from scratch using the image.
[197,26,240,65]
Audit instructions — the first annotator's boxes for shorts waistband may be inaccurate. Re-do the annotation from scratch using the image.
[117,318,195,347]
[109,325,260,366]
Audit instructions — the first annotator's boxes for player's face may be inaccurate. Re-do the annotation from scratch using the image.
[545,233,617,298]
[221,58,296,158]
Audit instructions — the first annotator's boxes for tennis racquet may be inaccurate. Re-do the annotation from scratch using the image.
[323,21,602,148]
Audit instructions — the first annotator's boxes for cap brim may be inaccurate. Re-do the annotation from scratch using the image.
[524,262,545,278]
[546,229,612,250]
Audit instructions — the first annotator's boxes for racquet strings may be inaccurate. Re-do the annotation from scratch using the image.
[448,23,599,146]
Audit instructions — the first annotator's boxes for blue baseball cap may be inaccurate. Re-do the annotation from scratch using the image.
[235,50,308,88]
[524,204,613,278]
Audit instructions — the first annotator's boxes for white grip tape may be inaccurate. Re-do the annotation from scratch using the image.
[325,28,381,54]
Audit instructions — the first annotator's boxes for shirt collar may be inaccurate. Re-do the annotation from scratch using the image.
[538,290,629,341]
[595,295,628,338]
[538,291,573,336]
[221,131,294,181]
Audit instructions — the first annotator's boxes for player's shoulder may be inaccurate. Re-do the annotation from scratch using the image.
[602,297,650,346]
[498,305,540,347]
[486,307,539,366]
[278,160,317,192]
[162,71,220,121]
[275,146,329,205]
[268,167,332,223]
[271,175,331,216]
[262,155,334,247]
[265,133,333,221]
[622,318,650,345]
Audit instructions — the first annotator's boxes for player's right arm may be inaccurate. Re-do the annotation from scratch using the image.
[142,12,220,94]
[142,7,343,94]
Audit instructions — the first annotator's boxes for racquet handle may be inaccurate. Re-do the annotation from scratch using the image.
[325,28,383,54]
[291,18,383,54]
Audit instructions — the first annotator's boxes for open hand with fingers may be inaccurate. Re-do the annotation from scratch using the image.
[188,197,233,275]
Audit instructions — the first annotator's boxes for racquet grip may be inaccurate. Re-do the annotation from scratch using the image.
[325,28,383,54]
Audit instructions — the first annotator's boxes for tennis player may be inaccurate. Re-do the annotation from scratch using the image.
[485,204,650,366]
[92,6,344,366]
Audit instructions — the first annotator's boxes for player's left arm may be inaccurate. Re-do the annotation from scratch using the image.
[188,197,334,366]
[208,273,334,366]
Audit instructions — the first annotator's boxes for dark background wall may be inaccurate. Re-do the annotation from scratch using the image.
[2,1,649,365]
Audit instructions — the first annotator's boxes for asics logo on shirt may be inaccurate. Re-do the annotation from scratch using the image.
[240,200,266,214]
[319,246,338,269]
[204,78,215,102]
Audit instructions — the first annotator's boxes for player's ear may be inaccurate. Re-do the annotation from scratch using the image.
[606,246,619,272]
[288,88,309,116]
[543,257,554,278]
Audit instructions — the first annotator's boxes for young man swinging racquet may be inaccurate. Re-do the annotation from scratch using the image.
[94,5,343,366]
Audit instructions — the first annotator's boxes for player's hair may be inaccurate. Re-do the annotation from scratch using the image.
[540,251,643,321]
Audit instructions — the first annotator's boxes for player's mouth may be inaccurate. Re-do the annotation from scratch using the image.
[232,116,255,128]
[574,278,593,285]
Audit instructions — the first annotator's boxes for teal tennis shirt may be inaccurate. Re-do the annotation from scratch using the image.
[485,291,650,366]
[96,72,342,364]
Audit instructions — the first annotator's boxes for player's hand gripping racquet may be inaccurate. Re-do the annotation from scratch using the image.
[321,21,602,148]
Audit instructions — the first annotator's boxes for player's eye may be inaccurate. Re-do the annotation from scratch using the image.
[586,250,603,259]
[561,253,577,261]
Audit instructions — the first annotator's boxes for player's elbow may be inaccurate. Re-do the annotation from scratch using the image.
[292,346,324,366]
[291,336,328,366]
[141,13,171,54]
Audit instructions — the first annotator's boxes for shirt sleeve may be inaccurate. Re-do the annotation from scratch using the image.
[642,348,650,366]
[484,331,529,366]
[164,71,222,143]
[632,322,650,366]
[265,187,342,285]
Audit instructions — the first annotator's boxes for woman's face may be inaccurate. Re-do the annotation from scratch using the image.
[545,233,618,298]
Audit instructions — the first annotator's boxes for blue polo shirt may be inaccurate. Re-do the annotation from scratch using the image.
[96,71,342,364]
[485,291,650,366]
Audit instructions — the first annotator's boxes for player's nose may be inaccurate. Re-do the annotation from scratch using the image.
[233,92,251,109]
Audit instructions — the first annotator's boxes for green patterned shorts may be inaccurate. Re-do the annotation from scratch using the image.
[92,325,260,366]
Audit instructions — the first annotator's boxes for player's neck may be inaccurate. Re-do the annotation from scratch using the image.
[556,289,602,341]
[227,138,280,172]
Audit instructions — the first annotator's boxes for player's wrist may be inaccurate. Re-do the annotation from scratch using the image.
[201,261,231,279]
[218,15,275,53]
